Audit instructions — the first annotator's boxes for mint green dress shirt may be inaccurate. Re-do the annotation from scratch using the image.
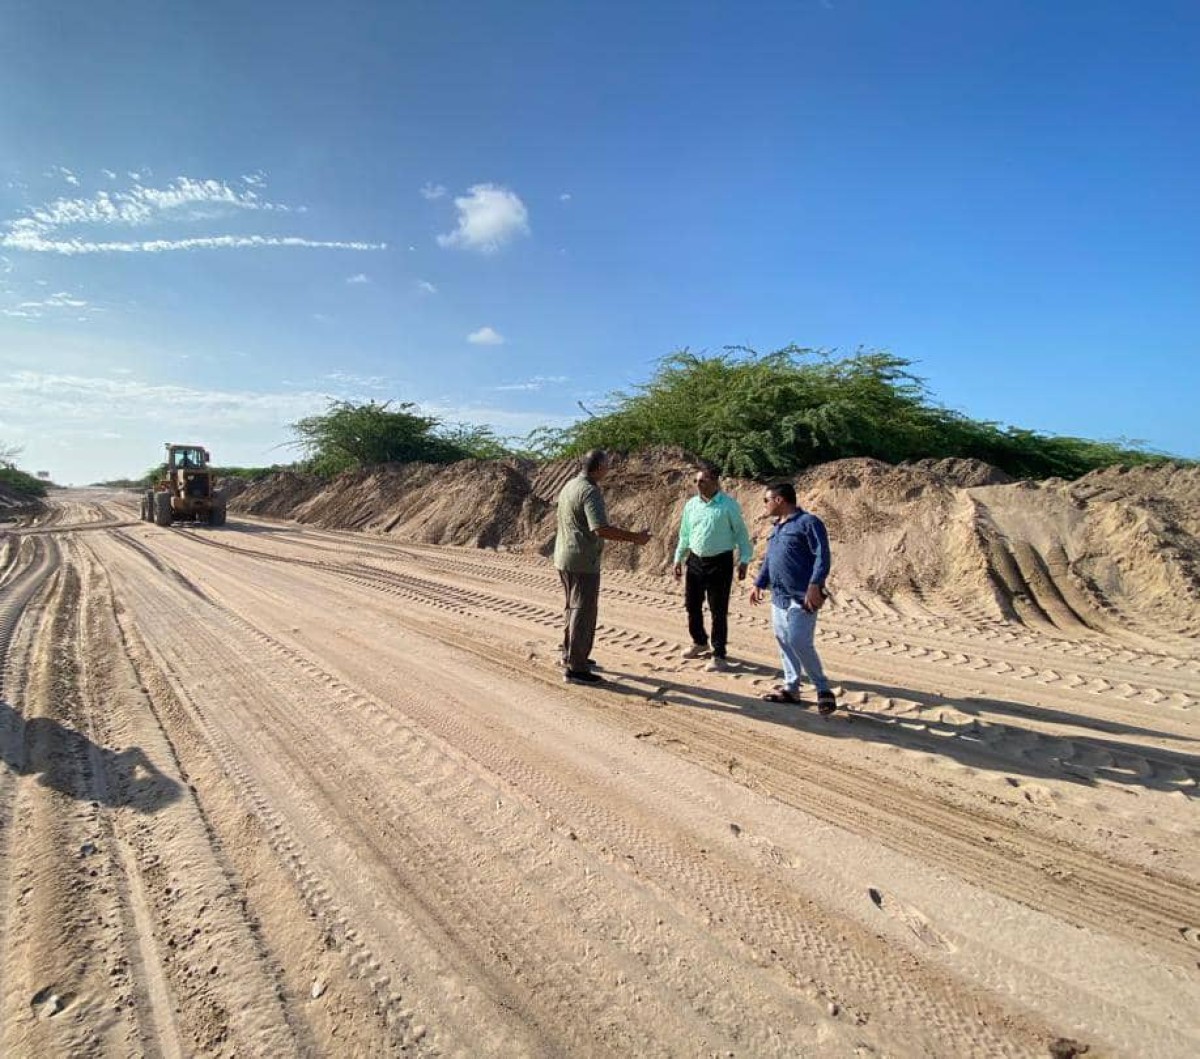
[673,491,753,565]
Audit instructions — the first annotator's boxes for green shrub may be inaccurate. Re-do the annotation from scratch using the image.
[289,400,520,476]
[0,466,48,498]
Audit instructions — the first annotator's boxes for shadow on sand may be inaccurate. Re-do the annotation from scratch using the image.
[599,667,1200,798]
[0,698,181,813]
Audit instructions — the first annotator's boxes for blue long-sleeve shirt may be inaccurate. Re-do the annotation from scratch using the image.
[754,509,831,607]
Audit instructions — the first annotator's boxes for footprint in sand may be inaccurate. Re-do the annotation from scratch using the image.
[868,887,954,952]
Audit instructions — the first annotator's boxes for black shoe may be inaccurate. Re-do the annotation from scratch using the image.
[562,656,598,668]
[564,669,603,684]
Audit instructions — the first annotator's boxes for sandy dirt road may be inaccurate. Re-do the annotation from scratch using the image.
[1,491,1198,1057]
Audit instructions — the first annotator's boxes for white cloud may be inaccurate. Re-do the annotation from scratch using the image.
[493,375,567,392]
[420,183,447,200]
[346,273,370,284]
[1,176,385,255]
[325,371,387,389]
[2,290,97,319]
[437,184,530,253]
[0,370,325,423]
[0,366,574,484]
[101,169,117,180]
[420,399,571,437]
[46,166,80,186]
[19,177,291,231]
[467,326,505,345]
[6,233,385,255]
[559,192,572,202]
[416,280,437,294]
[42,291,90,308]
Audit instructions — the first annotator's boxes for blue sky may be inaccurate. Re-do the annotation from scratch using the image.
[1,1,1196,484]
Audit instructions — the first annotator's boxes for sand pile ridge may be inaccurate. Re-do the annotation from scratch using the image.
[230,452,1200,650]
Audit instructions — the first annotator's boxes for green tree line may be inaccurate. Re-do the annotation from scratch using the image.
[75,347,1182,486]
[287,348,1180,481]
[536,347,1177,479]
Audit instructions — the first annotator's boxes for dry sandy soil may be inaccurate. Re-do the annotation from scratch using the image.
[1,462,1198,1056]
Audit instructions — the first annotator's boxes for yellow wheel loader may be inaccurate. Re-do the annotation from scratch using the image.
[141,444,228,527]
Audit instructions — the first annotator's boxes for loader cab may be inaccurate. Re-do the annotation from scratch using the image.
[167,445,209,471]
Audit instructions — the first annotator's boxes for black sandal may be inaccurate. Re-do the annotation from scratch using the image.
[762,688,802,704]
[817,690,837,716]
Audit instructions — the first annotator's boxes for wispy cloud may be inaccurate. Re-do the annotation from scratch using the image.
[325,370,388,389]
[420,183,447,200]
[15,177,291,228]
[0,370,327,423]
[1,175,386,255]
[0,368,571,482]
[6,234,385,255]
[2,290,98,319]
[559,192,572,202]
[437,184,529,253]
[46,166,80,187]
[416,279,438,294]
[493,375,567,392]
[467,326,505,345]
[421,398,571,437]
[346,273,370,284]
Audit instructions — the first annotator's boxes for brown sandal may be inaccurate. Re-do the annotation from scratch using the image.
[762,688,802,704]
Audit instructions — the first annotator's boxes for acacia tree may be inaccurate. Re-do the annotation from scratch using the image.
[289,400,516,476]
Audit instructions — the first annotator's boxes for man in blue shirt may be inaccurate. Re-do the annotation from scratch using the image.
[749,480,837,714]
[673,465,753,672]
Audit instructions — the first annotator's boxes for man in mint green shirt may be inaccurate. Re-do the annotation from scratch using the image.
[672,465,753,671]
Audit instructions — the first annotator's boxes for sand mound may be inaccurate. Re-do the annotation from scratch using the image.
[908,457,1013,488]
[236,460,552,549]
[231,454,1200,644]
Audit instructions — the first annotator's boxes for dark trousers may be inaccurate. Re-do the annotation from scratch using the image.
[684,550,734,657]
[559,570,601,671]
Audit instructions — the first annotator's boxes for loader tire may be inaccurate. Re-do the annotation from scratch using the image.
[154,491,173,527]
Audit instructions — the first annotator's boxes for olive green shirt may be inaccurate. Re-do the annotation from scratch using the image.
[553,474,608,573]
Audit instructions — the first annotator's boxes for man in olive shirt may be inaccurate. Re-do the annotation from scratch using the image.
[555,450,651,683]
[672,465,753,671]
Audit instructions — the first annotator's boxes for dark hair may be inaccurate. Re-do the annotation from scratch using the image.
[695,462,719,479]
[766,480,796,505]
[582,449,609,475]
